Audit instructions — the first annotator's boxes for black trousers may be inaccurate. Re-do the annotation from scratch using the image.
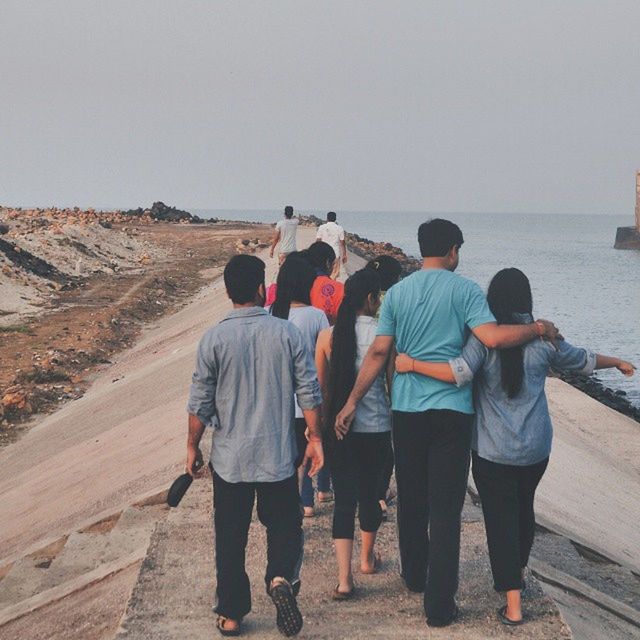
[377,436,395,501]
[212,472,303,620]
[393,409,472,622]
[472,451,549,592]
[331,431,391,539]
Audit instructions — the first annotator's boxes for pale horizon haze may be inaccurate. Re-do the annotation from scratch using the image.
[1,1,639,215]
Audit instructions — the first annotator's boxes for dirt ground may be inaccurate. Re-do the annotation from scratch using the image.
[0,222,270,444]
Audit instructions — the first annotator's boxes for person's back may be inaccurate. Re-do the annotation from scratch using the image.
[277,217,299,253]
[352,316,391,433]
[196,308,317,481]
[379,268,494,414]
[453,325,596,466]
[317,220,344,256]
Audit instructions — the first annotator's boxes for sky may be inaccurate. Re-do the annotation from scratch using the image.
[1,1,639,215]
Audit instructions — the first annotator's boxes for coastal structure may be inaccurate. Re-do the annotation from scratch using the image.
[614,171,640,249]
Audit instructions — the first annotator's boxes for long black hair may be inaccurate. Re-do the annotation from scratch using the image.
[270,254,316,319]
[305,241,336,276]
[325,269,381,433]
[486,268,533,398]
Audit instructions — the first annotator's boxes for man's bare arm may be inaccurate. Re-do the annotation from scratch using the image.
[269,229,281,258]
[335,335,394,435]
[472,319,557,350]
[186,413,206,478]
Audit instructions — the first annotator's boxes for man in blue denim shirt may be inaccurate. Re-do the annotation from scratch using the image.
[186,255,323,638]
[335,220,559,628]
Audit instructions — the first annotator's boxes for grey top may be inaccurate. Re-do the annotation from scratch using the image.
[275,217,299,254]
[450,313,596,466]
[287,306,330,418]
[187,306,322,482]
[351,316,392,433]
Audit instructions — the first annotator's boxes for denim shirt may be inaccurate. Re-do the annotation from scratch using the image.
[186,307,322,483]
[352,316,392,433]
[450,313,596,466]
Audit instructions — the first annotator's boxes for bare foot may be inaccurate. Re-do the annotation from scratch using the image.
[303,506,315,517]
[360,550,381,574]
[216,615,240,634]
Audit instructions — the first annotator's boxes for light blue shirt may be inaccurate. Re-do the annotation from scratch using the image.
[450,315,596,465]
[186,307,322,483]
[377,269,495,414]
[352,316,392,433]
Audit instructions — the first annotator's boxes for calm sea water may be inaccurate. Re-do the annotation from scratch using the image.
[197,209,640,406]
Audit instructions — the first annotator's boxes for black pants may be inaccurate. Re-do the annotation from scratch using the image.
[393,409,472,622]
[331,431,391,539]
[377,436,395,501]
[472,451,549,592]
[212,472,303,620]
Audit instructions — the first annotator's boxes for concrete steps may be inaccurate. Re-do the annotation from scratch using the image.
[0,503,167,622]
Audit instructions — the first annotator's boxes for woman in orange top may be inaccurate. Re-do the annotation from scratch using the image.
[306,242,345,325]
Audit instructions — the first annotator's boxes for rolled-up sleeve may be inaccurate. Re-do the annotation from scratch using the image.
[290,327,322,410]
[549,340,597,375]
[186,333,218,425]
[449,335,488,387]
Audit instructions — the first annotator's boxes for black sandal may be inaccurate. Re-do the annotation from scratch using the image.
[498,606,524,626]
[332,584,357,600]
[269,578,303,637]
[216,615,241,637]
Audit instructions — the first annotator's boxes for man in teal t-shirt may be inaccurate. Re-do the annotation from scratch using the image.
[335,219,558,628]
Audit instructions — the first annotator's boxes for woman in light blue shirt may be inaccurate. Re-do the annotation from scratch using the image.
[316,269,393,600]
[396,268,634,627]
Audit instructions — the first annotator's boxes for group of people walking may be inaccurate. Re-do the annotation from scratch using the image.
[186,209,634,637]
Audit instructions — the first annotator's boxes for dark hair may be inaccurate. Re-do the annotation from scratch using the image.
[305,241,336,275]
[486,268,533,398]
[325,269,381,434]
[418,219,464,258]
[223,255,265,304]
[270,255,316,319]
[366,255,402,291]
[284,205,294,219]
[327,211,337,222]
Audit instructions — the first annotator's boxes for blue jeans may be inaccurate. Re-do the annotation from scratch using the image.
[300,462,331,507]
[295,418,331,507]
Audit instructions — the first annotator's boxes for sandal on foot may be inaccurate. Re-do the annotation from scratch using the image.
[269,578,303,637]
[361,551,382,575]
[498,606,524,626]
[302,507,315,518]
[216,616,241,637]
[332,584,356,601]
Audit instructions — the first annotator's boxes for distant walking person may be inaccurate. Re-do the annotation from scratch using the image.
[315,269,393,599]
[316,212,347,279]
[186,255,324,638]
[335,219,561,627]
[270,205,299,265]
[395,267,635,626]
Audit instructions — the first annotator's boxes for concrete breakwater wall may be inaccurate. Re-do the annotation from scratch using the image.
[301,215,639,423]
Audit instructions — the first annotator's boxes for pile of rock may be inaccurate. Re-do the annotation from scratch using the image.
[122,201,213,224]
[235,238,269,254]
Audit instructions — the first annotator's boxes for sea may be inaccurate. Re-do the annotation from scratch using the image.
[196,210,640,407]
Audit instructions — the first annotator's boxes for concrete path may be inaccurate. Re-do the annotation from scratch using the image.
[116,474,570,640]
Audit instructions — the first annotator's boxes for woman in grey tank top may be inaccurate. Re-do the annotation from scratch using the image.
[316,269,393,600]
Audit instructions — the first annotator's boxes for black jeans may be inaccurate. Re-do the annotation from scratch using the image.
[393,409,472,622]
[331,431,391,539]
[377,436,395,501]
[212,472,303,620]
[471,451,549,592]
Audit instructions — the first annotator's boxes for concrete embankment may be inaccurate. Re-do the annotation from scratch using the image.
[0,226,638,638]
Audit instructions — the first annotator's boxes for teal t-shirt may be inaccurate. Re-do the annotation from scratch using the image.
[377,269,495,414]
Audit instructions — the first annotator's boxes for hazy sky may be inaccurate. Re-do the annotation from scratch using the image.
[1,1,639,214]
